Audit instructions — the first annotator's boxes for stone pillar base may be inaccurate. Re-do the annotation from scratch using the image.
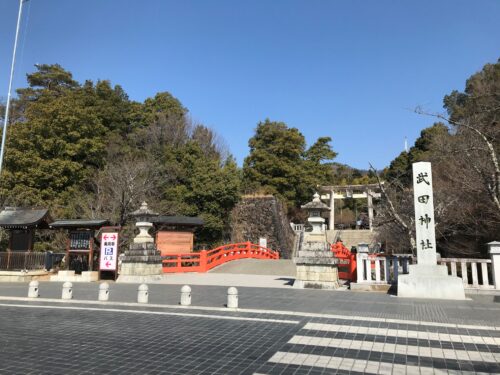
[116,274,165,283]
[293,279,340,289]
[398,265,466,300]
[293,264,340,290]
[117,240,163,282]
[119,263,163,276]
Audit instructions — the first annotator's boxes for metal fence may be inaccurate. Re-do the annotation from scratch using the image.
[0,251,65,271]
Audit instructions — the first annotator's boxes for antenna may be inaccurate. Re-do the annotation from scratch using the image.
[404,137,408,153]
[0,0,24,175]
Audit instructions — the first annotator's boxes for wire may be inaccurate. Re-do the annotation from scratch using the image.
[0,0,24,174]
[17,0,32,75]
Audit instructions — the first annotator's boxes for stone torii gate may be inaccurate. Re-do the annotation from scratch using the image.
[319,183,382,231]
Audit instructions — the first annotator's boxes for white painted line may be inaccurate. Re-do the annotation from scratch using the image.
[267,352,477,375]
[0,296,498,331]
[288,335,500,363]
[303,322,500,346]
[0,303,299,324]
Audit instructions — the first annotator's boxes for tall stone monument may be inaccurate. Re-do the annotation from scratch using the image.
[294,193,341,289]
[398,162,465,300]
[117,202,164,283]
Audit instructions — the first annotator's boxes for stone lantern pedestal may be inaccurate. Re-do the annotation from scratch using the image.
[117,202,164,283]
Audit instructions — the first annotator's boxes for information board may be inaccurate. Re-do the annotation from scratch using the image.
[100,232,119,271]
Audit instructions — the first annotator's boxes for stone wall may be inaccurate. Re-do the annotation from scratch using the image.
[230,195,296,259]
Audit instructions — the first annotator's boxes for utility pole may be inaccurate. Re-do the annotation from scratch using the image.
[0,0,24,175]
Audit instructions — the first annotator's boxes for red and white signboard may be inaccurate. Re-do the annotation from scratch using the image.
[100,232,119,271]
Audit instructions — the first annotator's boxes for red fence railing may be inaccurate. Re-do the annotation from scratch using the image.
[162,242,280,273]
[331,242,357,281]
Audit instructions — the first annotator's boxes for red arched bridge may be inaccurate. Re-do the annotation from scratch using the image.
[162,242,280,273]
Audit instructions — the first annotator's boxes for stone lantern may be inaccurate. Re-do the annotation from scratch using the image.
[357,242,369,254]
[130,202,158,244]
[117,202,163,282]
[301,192,330,234]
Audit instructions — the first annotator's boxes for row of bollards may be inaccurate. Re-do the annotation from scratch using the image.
[27,281,239,309]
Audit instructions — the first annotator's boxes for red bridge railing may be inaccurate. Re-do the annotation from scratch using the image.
[331,242,357,281]
[162,242,280,273]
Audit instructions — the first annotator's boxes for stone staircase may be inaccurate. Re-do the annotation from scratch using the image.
[326,229,377,250]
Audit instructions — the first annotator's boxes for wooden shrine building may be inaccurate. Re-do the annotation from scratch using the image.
[152,216,204,256]
[50,219,109,273]
[0,207,52,251]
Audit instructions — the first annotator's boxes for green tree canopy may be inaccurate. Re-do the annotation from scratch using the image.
[243,119,337,208]
[161,142,241,244]
[383,123,449,185]
[0,64,242,246]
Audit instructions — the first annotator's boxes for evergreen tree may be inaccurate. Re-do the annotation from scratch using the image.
[243,119,337,207]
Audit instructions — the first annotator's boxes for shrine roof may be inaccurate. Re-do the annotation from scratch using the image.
[152,216,204,227]
[50,219,110,229]
[0,207,52,229]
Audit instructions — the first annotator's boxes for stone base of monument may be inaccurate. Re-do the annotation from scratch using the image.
[398,264,466,300]
[116,242,164,283]
[293,240,341,290]
[294,264,340,289]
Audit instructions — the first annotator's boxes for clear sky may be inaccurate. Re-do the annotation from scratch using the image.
[0,0,498,169]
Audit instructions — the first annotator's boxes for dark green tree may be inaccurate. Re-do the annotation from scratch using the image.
[0,65,131,214]
[161,142,241,245]
[243,119,337,208]
[383,123,449,185]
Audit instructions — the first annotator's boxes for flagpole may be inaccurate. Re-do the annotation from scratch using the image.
[0,0,24,175]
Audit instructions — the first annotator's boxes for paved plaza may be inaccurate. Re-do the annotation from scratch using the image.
[0,282,499,374]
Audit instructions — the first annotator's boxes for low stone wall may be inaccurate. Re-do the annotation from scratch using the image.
[230,195,296,259]
[50,270,99,282]
[0,270,49,282]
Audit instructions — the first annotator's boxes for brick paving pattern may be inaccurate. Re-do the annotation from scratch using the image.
[0,282,499,374]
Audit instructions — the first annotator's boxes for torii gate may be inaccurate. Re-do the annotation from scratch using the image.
[319,183,382,231]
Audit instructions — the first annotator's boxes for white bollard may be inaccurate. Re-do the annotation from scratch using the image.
[98,282,110,301]
[28,280,39,298]
[227,287,238,309]
[62,282,73,300]
[137,284,149,304]
[180,285,191,306]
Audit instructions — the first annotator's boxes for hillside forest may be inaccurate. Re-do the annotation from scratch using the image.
[0,60,498,256]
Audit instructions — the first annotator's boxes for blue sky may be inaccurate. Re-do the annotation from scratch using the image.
[0,0,498,169]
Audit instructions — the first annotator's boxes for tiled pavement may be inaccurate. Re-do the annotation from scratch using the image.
[0,282,499,374]
[260,317,500,374]
[0,282,498,325]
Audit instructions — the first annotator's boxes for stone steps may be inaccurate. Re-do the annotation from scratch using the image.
[327,229,377,250]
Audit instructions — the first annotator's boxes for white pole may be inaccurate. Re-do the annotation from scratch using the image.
[0,0,24,175]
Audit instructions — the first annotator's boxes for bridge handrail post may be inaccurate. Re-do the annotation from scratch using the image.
[350,253,357,282]
[199,250,207,272]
